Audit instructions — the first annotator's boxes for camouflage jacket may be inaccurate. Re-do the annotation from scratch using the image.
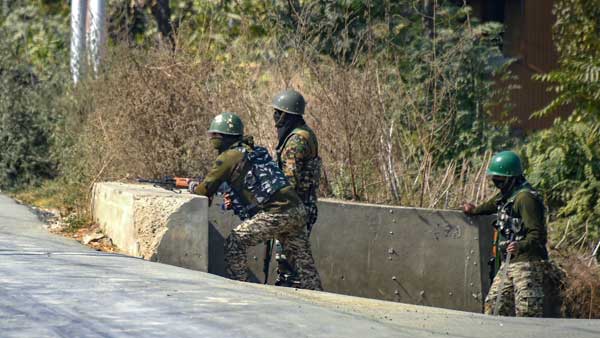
[276,125,321,228]
[194,139,302,219]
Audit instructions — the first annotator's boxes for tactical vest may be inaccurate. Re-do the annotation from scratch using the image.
[495,184,536,240]
[494,183,547,260]
[276,126,322,204]
[222,144,289,220]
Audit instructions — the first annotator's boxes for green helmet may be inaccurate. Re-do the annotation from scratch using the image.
[271,89,306,115]
[208,112,244,135]
[486,151,523,177]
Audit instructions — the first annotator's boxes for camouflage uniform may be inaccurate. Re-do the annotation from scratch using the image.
[484,261,545,316]
[194,139,322,291]
[472,182,548,317]
[225,205,321,290]
[276,125,321,233]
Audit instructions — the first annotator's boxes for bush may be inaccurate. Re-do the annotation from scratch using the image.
[527,0,600,260]
[0,2,68,190]
[553,251,600,319]
[523,119,600,256]
[0,55,63,189]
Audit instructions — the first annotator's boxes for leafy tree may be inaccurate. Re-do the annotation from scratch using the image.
[525,0,600,256]
[533,0,600,121]
[0,1,69,189]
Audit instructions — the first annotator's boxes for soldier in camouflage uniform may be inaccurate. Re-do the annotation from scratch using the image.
[191,112,322,291]
[270,90,322,287]
[463,151,548,317]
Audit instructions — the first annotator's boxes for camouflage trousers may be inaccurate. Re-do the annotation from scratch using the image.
[274,202,318,287]
[225,206,323,291]
[484,260,545,317]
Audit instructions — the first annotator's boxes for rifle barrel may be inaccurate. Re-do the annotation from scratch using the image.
[493,233,515,316]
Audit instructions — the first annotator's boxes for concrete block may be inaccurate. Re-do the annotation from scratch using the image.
[91,182,209,271]
[206,197,265,282]
[310,200,493,312]
[93,182,494,312]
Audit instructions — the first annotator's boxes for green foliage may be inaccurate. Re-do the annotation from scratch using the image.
[0,1,69,189]
[391,17,514,162]
[0,63,58,189]
[533,0,600,120]
[0,2,69,78]
[166,0,278,55]
[523,119,600,252]
[525,0,600,256]
[301,1,514,163]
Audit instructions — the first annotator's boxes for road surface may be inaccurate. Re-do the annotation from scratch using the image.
[0,194,598,337]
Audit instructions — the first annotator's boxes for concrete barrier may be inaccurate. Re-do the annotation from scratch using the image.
[207,198,494,313]
[91,182,209,271]
[92,182,493,312]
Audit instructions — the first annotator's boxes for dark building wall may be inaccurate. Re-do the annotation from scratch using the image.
[469,0,570,131]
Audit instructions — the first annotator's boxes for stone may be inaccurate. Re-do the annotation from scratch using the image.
[83,231,105,245]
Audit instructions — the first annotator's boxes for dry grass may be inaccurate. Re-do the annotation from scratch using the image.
[66,43,496,211]
[552,250,600,318]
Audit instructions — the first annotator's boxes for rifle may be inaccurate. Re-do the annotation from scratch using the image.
[487,228,501,284]
[136,176,198,193]
[491,207,521,316]
[263,239,274,284]
[493,232,515,316]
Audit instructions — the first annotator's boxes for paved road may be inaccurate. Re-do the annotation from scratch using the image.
[0,194,599,338]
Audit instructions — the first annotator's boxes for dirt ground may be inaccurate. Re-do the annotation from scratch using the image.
[15,200,119,254]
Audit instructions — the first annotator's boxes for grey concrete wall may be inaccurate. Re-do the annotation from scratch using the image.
[92,183,494,312]
[207,196,267,283]
[207,198,494,313]
[92,183,209,271]
[310,200,494,312]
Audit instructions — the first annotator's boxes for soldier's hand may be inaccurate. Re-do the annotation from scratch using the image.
[223,193,233,210]
[462,202,476,214]
[188,180,199,194]
[507,241,519,255]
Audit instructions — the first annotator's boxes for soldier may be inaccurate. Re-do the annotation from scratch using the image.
[271,90,322,287]
[190,112,322,291]
[463,151,548,317]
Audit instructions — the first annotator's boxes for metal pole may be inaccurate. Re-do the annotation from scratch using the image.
[87,0,106,76]
[70,0,87,84]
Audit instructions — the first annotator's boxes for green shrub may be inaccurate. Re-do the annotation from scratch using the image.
[0,60,62,189]
[0,2,68,189]
[523,119,600,254]
[527,0,600,257]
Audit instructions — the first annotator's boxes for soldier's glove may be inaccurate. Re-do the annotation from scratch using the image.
[188,180,199,194]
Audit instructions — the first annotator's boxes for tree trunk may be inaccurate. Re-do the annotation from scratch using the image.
[149,0,175,50]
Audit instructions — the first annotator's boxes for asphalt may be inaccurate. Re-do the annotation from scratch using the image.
[0,194,599,338]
